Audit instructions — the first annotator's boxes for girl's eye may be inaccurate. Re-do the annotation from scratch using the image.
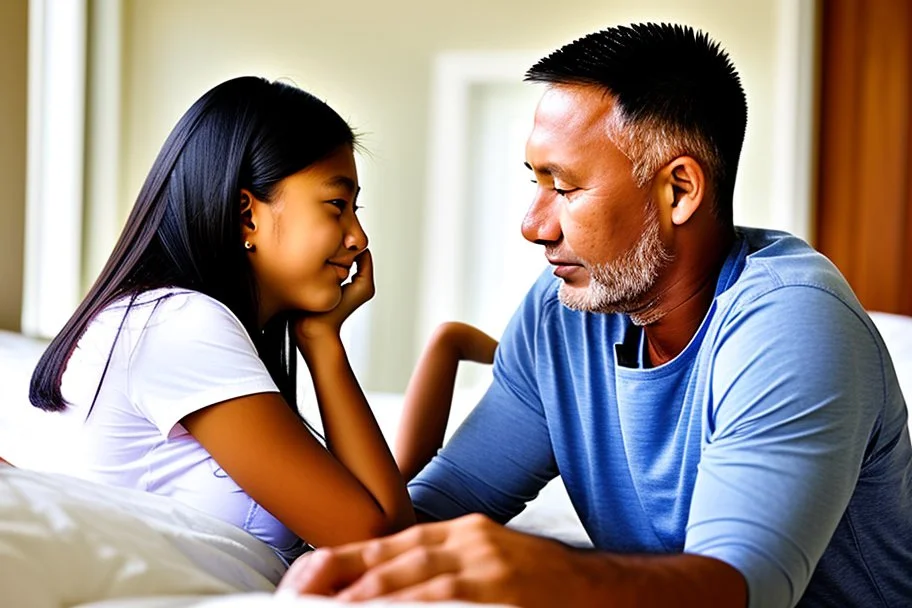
[327,199,347,212]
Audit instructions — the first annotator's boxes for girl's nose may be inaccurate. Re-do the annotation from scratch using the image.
[345,214,368,252]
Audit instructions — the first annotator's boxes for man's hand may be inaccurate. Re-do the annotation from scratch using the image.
[277,513,748,607]
[277,514,587,606]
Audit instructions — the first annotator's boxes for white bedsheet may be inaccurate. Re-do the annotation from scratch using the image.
[76,594,511,608]
[869,311,912,401]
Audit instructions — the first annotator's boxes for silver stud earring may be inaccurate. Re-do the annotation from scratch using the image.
[244,241,255,252]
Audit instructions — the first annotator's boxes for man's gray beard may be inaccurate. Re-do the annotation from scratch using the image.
[557,208,673,325]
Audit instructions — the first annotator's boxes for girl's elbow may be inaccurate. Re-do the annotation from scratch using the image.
[370,505,416,538]
[343,506,414,543]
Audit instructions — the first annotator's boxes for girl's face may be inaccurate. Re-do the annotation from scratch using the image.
[243,146,367,325]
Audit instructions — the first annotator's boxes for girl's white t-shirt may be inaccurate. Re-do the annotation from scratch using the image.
[60,288,306,562]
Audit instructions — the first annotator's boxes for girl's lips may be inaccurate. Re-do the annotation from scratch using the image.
[328,262,351,282]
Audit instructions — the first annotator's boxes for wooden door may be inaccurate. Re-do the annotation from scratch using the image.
[815,0,912,315]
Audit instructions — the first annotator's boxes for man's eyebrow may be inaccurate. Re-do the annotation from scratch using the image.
[524,161,577,182]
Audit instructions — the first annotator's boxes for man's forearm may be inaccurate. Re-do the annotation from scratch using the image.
[569,549,747,607]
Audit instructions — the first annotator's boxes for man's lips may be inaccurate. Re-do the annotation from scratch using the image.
[546,256,578,266]
[547,257,584,280]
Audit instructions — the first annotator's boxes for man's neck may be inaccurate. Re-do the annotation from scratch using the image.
[641,228,735,367]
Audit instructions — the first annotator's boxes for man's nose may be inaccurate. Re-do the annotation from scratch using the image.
[521,190,561,245]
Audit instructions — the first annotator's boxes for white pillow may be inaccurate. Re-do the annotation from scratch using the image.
[0,464,285,608]
[0,465,514,608]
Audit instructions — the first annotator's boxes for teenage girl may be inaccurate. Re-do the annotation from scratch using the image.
[30,77,414,563]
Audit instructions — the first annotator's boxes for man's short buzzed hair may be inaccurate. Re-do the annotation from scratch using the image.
[526,23,747,225]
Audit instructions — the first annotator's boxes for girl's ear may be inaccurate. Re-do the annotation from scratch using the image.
[240,189,256,234]
[240,189,261,253]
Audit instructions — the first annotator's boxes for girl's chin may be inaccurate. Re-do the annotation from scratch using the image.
[302,288,343,313]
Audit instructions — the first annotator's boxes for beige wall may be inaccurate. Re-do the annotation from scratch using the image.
[0,0,28,332]
[115,0,786,391]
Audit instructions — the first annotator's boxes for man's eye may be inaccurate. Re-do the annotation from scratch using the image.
[555,188,572,197]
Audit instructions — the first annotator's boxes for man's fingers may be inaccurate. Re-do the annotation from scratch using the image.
[383,573,488,604]
[280,520,480,600]
[359,520,454,567]
[276,547,367,596]
[331,523,460,601]
[336,546,459,601]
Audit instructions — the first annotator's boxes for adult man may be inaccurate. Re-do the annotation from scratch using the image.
[282,23,911,607]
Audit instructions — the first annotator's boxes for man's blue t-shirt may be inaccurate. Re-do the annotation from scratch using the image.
[409,228,912,607]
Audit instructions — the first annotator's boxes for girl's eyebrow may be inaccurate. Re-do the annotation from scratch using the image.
[323,175,358,194]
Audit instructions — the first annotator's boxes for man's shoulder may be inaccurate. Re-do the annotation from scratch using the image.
[723,227,861,311]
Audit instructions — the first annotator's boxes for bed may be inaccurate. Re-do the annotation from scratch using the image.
[1,311,910,607]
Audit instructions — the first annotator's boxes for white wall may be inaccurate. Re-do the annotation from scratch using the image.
[104,0,810,392]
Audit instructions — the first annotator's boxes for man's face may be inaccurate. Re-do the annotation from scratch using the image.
[522,84,672,319]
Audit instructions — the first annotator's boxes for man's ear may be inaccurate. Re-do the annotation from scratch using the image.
[656,156,705,226]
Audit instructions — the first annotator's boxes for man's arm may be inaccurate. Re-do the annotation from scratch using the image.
[279,514,746,607]
[684,286,882,607]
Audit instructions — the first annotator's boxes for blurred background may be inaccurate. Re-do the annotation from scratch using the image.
[0,0,909,395]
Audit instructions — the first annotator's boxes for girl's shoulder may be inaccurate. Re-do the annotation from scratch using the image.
[98,288,244,332]
[64,288,265,417]
[79,288,254,361]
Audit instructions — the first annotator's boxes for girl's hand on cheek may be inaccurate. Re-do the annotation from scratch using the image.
[294,249,375,347]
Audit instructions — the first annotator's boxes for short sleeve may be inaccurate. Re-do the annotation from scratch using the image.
[127,293,279,438]
[685,285,884,608]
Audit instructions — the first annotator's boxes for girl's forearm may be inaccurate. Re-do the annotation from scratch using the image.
[303,336,415,531]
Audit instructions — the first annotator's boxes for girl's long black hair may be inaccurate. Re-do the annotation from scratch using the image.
[30,76,356,414]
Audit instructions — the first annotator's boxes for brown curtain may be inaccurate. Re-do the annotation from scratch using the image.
[815,0,912,315]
